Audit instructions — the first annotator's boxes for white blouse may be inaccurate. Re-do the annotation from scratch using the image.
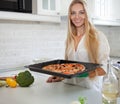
[63,32,110,91]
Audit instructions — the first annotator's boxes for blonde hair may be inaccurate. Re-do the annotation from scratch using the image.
[65,0,99,63]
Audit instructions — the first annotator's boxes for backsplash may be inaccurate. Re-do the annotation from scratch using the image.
[0,19,120,71]
[96,25,120,57]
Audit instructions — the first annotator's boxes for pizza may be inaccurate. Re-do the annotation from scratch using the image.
[42,63,85,75]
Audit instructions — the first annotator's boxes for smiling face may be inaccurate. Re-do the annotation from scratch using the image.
[70,3,86,28]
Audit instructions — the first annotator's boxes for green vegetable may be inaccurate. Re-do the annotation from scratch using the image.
[78,97,87,104]
[16,70,34,87]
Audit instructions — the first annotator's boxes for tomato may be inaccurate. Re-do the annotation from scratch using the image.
[6,78,17,88]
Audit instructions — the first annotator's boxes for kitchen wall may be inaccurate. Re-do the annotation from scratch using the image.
[96,25,120,57]
[0,19,67,70]
[0,18,120,71]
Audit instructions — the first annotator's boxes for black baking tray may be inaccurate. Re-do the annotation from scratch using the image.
[28,59,102,78]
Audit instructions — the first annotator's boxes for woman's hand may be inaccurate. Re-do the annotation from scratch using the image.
[96,67,106,76]
[88,67,106,78]
[46,76,64,83]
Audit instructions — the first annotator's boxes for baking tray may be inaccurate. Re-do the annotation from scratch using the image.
[28,59,102,78]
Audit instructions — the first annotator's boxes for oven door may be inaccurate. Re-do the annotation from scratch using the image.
[0,0,19,12]
[0,0,32,13]
[18,0,32,13]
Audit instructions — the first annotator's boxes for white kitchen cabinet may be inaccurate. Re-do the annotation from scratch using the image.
[109,0,120,19]
[87,0,120,26]
[0,0,61,23]
[32,0,60,16]
[96,0,110,18]
[87,0,109,19]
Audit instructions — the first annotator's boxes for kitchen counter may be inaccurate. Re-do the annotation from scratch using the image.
[0,68,102,104]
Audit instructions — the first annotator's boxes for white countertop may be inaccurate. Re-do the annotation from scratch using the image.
[0,68,102,104]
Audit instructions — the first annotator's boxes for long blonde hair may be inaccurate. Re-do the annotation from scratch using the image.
[65,0,99,63]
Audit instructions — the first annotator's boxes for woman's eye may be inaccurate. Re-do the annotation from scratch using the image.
[71,10,85,16]
[71,12,76,15]
[79,11,85,15]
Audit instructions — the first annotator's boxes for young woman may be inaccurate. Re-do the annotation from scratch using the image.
[47,0,110,90]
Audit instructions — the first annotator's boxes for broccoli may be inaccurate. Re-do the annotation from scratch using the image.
[78,97,87,104]
[16,70,34,87]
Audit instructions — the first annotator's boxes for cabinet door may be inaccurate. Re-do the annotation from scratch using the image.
[91,0,107,18]
[88,0,120,19]
[42,0,60,15]
[33,0,60,15]
[109,0,120,19]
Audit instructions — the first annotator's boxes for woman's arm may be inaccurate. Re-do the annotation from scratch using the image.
[89,32,110,78]
[97,32,110,72]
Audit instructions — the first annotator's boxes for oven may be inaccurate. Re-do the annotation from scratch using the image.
[0,0,32,13]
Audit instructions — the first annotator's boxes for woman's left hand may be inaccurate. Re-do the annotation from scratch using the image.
[96,67,106,76]
[88,67,106,78]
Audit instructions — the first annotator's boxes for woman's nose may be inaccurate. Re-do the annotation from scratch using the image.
[75,14,80,18]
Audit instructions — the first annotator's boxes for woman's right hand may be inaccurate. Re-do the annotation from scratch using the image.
[46,76,64,83]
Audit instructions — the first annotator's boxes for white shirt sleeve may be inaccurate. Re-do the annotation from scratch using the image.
[97,32,110,72]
